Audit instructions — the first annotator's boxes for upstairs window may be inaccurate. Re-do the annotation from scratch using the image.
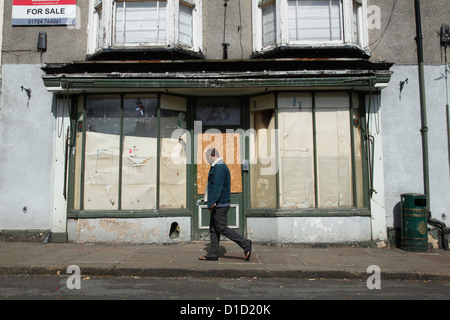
[94,1,104,50]
[178,1,194,46]
[352,0,363,44]
[288,0,342,43]
[114,0,167,45]
[253,0,368,52]
[261,0,277,47]
[88,0,201,54]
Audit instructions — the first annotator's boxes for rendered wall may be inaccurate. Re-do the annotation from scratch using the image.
[381,65,450,228]
[2,0,89,65]
[367,0,449,65]
[202,0,252,59]
[0,64,54,230]
[247,216,371,243]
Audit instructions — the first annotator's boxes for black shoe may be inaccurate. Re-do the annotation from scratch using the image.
[244,240,252,261]
[199,256,218,261]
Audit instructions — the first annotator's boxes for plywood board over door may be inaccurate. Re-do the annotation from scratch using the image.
[196,133,242,195]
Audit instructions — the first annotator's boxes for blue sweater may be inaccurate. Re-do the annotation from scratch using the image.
[207,160,231,208]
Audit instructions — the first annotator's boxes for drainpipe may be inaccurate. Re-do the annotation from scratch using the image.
[414,0,430,211]
[445,43,450,172]
[447,101,450,169]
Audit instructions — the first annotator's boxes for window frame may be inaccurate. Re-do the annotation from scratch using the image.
[351,0,364,45]
[113,0,168,46]
[67,91,370,219]
[68,93,191,218]
[246,91,370,215]
[261,0,277,48]
[287,0,344,44]
[178,0,195,47]
[252,0,369,53]
[87,0,202,55]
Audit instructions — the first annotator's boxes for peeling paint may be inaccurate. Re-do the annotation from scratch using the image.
[307,218,334,235]
[68,218,191,243]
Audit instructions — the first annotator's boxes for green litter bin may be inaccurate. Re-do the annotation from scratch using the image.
[400,193,428,252]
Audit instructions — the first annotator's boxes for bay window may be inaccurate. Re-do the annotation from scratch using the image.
[88,0,201,54]
[253,0,368,52]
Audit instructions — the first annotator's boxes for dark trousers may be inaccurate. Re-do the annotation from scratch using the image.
[208,206,250,258]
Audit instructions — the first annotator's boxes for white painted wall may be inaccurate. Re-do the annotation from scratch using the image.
[0,64,54,230]
[381,65,450,228]
[247,216,372,243]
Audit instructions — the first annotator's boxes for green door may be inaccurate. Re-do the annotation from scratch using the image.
[192,97,244,240]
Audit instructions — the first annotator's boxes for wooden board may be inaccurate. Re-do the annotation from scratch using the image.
[197,133,242,194]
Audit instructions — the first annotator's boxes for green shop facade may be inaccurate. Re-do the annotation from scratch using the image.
[42,58,392,243]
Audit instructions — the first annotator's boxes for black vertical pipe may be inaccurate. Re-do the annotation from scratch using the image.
[222,1,229,59]
[414,0,430,211]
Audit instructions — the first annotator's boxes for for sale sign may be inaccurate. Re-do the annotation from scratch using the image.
[12,0,77,25]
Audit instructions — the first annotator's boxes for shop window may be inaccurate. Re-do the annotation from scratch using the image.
[84,95,122,210]
[278,93,315,208]
[121,95,158,210]
[160,95,188,209]
[195,97,241,126]
[249,94,277,209]
[315,93,352,207]
[73,94,187,213]
[249,92,365,210]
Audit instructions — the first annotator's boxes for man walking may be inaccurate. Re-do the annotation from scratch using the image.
[199,148,252,261]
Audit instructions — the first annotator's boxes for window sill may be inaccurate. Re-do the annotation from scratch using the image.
[68,209,193,219]
[251,44,370,60]
[245,207,371,217]
[86,47,204,61]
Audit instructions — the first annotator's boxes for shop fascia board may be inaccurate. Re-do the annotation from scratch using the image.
[42,70,392,94]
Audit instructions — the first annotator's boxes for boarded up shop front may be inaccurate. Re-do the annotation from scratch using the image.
[42,59,392,243]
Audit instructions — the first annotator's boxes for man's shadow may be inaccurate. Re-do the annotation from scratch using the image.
[203,243,248,261]
[392,202,402,248]
[203,243,227,256]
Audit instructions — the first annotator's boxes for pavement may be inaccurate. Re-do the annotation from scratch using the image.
[0,241,449,281]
